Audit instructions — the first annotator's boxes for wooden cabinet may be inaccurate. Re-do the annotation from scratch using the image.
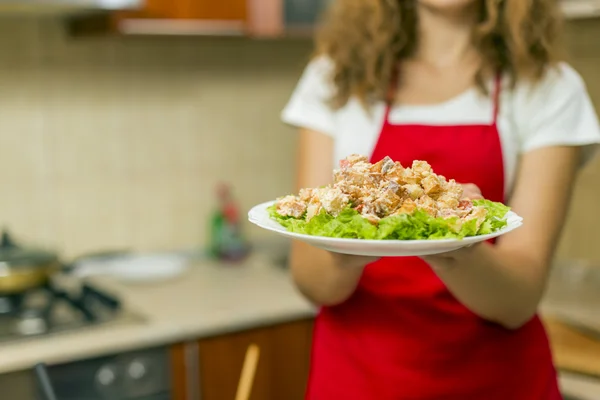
[171,318,314,400]
[67,0,331,37]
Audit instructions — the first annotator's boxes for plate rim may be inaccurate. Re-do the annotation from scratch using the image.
[248,200,523,245]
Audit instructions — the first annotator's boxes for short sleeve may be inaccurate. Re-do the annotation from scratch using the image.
[281,57,337,137]
[514,63,600,165]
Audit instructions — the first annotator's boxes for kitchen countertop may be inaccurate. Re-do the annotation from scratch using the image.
[0,254,316,375]
[0,254,599,398]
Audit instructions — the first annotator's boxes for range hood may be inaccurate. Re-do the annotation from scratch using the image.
[0,0,142,13]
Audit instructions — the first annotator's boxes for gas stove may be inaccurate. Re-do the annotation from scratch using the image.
[0,280,144,343]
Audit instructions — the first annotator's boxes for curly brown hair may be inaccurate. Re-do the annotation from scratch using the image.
[315,0,564,109]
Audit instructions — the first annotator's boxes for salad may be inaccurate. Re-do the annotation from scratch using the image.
[269,154,510,240]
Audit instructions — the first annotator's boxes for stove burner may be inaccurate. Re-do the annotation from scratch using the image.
[0,280,128,343]
[14,309,48,336]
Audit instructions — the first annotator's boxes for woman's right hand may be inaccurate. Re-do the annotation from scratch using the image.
[291,242,375,306]
[290,128,378,306]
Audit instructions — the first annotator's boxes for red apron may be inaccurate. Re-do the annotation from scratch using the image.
[305,76,562,399]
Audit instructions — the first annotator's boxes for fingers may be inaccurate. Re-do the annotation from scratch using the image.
[461,183,483,200]
[462,183,481,193]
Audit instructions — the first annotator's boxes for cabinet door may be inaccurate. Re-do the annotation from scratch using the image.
[198,327,272,400]
[196,318,314,400]
[110,0,248,35]
[118,0,247,20]
[268,319,314,400]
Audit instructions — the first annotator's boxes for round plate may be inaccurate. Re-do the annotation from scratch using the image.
[248,201,523,257]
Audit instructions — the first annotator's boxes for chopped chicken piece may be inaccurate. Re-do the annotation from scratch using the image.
[437,210,463,232]
[373,186,402,216]
[403,184,424,200]
[385,162,405,182]
[452,199,473,218]
[421,175,444,197]
[466,206,488,229]
[299,188,316,203]
[346,170,375,188]
[317,187,349,216]
[412,160,433,178]
[416,195,437,216]
[370,158,384,174]
[306,200,322,221]
[445,179,463,200]
[358,195,377,216]
[335,181,370,201]
[363,214,381,225]
[276,195,307,218]
[274,154,499,235]
[346,154,369,166]
[380,180,401,194]
[437,195,460,210]
[333,168,344,183]
[371,156,395,174]
[381,158,396,174]
[437,208,457,218]
[399,168,420,184]
[393,198,417,215]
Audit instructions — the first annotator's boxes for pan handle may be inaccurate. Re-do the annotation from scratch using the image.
[34,363,59,400]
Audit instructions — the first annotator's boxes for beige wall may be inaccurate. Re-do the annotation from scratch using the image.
[0,17,599,263]
[0,18,311,257]
[556,19,600,264]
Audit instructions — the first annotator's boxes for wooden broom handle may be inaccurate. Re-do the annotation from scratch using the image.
[235,344,260,400]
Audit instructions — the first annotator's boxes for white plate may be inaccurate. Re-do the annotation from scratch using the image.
[248,201,523,257]
[72,254,190,283]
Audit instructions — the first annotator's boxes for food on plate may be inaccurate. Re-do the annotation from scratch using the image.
[269,154,511,240]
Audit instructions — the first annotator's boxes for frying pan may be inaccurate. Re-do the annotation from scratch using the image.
[0,229,129,296]
[0,230,61,296]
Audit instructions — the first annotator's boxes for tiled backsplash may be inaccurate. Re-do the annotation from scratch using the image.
[0,18,311,256]
[0,17,599,263]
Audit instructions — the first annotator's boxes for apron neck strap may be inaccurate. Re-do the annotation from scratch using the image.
[492,73,502,125]
[385,67,503,125]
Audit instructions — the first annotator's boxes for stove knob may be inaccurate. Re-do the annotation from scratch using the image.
[127,360,147,380]
[96,365,117,387]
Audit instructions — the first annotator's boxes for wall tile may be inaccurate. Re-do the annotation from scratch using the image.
[0,17,599,265]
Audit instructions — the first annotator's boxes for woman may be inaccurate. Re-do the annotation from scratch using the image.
[281,0,600,399]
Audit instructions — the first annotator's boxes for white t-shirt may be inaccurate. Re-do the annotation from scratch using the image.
[281,57,600,197]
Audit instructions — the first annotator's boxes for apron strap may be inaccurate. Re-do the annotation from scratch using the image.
[492,73,502,125]
[384,65,400,122]
[385,68,503,125]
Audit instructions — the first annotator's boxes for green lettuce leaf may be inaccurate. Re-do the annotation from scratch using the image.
[269,199,511,241]
[473,199,510,234]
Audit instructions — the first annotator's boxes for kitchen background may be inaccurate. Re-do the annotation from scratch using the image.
[0,2,600,400]
[0,18,307,258]
[1,16,600,261]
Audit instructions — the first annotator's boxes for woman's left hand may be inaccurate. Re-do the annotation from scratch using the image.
[422,243,482,272]
[423,182,484,269]
[461,183,483,200]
